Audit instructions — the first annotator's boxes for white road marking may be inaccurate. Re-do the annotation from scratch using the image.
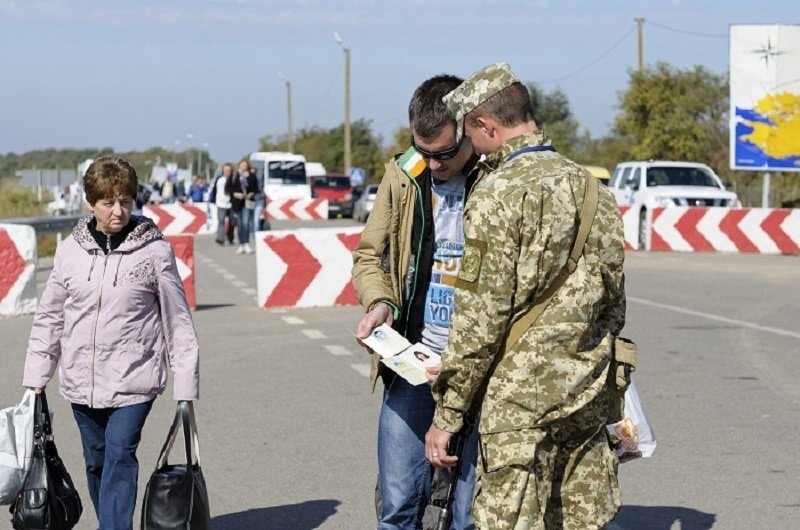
[231,280,248,287]
[629,296,800,339]
[241,288,257,296]
[303,329,326,339]
[282,316,304,324]
[350,363,372,378]
[325,345,353,356]
[223,274,236,281]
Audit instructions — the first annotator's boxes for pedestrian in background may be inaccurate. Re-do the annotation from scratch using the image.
[425,63,627,530]
[160,174,175,203]
[210,163,235,245]
[227,159,258,254]
[352,74,480,530]
[188,175,208,203]
[22,156,200,530]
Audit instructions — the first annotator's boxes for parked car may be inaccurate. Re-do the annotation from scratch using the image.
[309,173,354,218]
[353,184,378,223]
[609,160,741,249]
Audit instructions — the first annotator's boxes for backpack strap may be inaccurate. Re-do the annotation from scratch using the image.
[501,173,599,353]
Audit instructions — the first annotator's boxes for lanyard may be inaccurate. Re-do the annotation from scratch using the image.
[506,145,556,161]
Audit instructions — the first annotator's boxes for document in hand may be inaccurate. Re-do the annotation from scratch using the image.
[361,324,440,386]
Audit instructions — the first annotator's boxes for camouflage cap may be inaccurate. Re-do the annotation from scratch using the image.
[443,62,520,142]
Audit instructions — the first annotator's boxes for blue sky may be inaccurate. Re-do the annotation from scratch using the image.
[0,0,797,166]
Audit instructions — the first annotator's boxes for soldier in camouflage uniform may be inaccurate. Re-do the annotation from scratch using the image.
[425,63,626,530]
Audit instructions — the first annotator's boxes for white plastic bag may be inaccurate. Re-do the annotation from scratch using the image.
[606,380,657,462]
[0,389,36,504]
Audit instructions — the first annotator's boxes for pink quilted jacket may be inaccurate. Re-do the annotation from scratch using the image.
[23,216,199,408]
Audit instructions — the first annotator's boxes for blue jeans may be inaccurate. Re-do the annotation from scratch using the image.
[236,207,253,244]
[71,399,154,530]
[215,206,234,243]
[252,196,266,236]
[377,377,477,530]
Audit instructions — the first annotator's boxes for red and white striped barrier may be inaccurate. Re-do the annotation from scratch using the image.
[256,227,362,308]
[164,235,196,310]
[618,206,638,250]
[265,199,328,221]
[648,207,800,254]
[143,203,216,235]
[0,224,38,316]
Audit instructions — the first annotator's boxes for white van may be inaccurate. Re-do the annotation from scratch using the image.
[249,151,311,200]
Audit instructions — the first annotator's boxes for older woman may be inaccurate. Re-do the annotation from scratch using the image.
[23,156,199,530]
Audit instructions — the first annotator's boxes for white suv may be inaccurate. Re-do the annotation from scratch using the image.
[609,161,741,249]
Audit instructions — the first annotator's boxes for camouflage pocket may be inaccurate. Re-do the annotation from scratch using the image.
[607,336,637,423]
[479,430,544,473]
[612,336,637,391]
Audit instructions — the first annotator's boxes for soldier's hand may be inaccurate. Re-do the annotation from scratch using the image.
[355,303,394,348]
[425,363,441,384]
[426,425,457,468]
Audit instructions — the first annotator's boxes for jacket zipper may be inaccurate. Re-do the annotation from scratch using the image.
[90,239,111,407]
[403,175,425,336]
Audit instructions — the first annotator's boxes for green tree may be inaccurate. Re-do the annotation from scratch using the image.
[527,83,580,158]
[613,62,728,167]
[385,126,412,161]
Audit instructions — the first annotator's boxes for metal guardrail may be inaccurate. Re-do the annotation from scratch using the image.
[1,214,84,234]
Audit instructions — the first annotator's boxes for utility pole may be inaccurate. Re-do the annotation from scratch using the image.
[635,17,645,71]
[279,72,294,152]
[334,32,352,175]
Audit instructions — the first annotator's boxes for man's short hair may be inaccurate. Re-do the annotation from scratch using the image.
[408,74,464,140]
[443,62,532,142]
[467,82,534,129]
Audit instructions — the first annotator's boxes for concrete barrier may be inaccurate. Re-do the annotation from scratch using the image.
[164,234,196,310]
[265,198,328,221]
[647,207,800,254]
[255,227,361,308]
[143,203,217,235]
[0,224,38,316]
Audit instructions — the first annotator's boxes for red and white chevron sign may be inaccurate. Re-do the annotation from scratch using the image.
[143,204,213,235]
[0,224,38,316]
[618,206,638,250]
[256,227,362,308]
[164,234,196,310]
[265,199,328,221]
[649,207,800,254]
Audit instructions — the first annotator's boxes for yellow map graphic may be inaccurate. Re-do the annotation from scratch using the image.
[741,92,800,159]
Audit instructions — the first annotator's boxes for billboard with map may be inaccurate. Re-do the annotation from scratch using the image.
[730,24,800,172]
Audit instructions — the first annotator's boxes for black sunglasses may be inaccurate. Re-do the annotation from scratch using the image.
[412,137,464,161]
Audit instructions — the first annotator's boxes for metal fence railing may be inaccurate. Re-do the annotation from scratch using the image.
[1,214,83,235]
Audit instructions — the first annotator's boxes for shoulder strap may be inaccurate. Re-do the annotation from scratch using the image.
[501,174,599,353]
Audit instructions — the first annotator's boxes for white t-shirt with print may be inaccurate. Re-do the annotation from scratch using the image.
[420,174,466,354]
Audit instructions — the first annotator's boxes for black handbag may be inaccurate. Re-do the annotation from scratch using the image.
[141,401,209,530]
[9,391,82,530]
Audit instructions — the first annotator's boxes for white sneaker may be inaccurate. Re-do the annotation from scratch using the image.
[244,243,253,254]
[236,245,245,254]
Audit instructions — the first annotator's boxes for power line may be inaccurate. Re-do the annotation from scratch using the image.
[299,63,343,109]
[539,25,636,84]
[647,20,728,39]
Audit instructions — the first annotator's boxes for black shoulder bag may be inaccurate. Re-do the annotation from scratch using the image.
[141,401,209,530]
[10,391,83,530]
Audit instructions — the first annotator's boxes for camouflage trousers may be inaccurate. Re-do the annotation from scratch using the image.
[473,426,620,530]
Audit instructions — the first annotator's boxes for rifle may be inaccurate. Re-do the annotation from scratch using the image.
[431,410,477,530]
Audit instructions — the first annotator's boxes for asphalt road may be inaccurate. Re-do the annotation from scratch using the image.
[0,220,798,530]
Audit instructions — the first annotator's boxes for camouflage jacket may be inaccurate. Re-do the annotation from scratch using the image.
[431,132,626,436]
